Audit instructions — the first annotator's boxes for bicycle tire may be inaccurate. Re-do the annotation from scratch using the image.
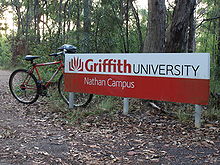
[58,74,93,107]
[9,69,39,104]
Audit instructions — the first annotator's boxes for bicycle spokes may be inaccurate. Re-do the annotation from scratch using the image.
[9,69,39,104]
[58,74,93,107]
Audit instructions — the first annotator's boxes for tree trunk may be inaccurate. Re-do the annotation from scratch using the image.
[25,0,30,54]
[217,18,220,78]
[76,0,81,46]
[34,0,40,43]
[83,0,91,53]
[125,0,129,53]
[57,0,63,43]
[11,1,23,65]
[165,0,196,53]
[131,1,143,52]
[188,7,196,53]
[143,0,166,53]
[63,0,69,43]
[214,0,220,80]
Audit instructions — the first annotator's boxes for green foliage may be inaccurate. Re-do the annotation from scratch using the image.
[196,0,220,108]
[66,96,117,124]
[0,0,148,67]
[98,96,116,111]
[205,107,220,121]
[0,36,11,68]
[205,93,220,121]
[175,108,192,123]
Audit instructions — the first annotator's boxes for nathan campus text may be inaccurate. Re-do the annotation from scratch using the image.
[64,53,210,106]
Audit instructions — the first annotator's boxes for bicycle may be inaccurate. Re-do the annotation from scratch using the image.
[9,44,93,107]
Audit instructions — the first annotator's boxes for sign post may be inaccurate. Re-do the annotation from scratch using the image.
[69,92,75,109]
[123,98,129,115]
[195,104,202,128]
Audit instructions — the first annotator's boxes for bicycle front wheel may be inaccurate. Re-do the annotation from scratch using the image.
[58,74,93,107]
[9,69,39,104]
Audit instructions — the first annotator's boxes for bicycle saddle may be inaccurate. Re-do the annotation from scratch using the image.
[58,44,77,53]
[24,55,40,61]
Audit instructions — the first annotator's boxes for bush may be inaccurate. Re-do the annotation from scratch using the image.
[0,36,12,68]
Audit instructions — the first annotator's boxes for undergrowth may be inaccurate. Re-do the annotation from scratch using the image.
[65,96,119,124]
[205,93,220,121]
[44,88,220,126]
[43,87,119,124]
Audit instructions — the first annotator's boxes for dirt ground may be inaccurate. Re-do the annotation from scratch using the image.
[0,69,220,165]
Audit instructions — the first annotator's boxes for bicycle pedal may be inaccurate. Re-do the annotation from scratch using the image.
[40,90,48,96]
[45,94,52,97]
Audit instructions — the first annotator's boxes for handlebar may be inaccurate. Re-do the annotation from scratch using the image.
[49,51,64,57]
[49,44,77,57]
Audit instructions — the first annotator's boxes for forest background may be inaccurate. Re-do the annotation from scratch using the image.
[0,0,220,121]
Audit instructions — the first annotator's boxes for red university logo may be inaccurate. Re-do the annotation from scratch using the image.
[69,57,84,71]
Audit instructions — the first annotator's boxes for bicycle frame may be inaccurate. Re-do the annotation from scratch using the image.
[28,60,64,88]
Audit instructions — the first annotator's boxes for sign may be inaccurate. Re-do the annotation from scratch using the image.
[64,53,210,105]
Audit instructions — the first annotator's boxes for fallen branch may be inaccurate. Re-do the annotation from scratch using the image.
[149,102,175,116]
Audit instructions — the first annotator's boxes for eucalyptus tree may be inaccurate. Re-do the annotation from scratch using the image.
[83,0,91,53]
[165,0,196,53]
[143,0,166,53]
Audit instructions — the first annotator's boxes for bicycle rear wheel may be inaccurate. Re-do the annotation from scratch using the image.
[58,74,93,107]
[9,69,39,104]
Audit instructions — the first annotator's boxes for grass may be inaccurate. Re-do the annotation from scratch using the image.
[204,107,220,121]
[175,108,192,123]
[41,83,118,124]
[98,96,116,111]
[64,96,118,124]
[66,108,105,123]
[45,91,220,125]
[205,93,220,121]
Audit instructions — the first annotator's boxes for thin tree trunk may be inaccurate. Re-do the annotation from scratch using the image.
[214,0,220,80]
[63,0,69,43]
[125,0,129,53]
[76,0,81,46]
[57,0,63,42]
[218,18,220,60]
[188,8,196,53]
[131,1,143,52]
[25,0,30,54]
[110,1,127,53]
[12,1,22,65]
[34,0,40,43]
[95,16,99,53]
[83,0,91,53]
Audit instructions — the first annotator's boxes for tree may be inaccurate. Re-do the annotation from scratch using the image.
[1,0,146,64]
[143,0,166,53]
[165,0,196,53]
[188,6,196,53]
[131,1,143,52]
[83,0,91,53]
